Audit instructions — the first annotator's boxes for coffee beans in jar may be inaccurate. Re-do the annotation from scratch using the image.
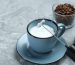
[53,3,75,28]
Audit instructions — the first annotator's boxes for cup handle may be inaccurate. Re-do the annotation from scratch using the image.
[57,23,65,37]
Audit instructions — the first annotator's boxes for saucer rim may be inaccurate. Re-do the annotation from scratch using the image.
[16,34,67,64]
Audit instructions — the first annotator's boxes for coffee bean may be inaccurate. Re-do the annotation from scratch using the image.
[54,3,75,26]
[55,3,75,15]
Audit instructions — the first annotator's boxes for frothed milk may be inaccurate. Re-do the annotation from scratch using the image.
[29,25,55,38]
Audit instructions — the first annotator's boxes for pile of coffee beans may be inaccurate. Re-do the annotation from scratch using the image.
[54,3,75,26]
[55,3,75,15]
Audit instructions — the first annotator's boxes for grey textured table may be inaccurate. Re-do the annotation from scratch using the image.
[0,0,75,65]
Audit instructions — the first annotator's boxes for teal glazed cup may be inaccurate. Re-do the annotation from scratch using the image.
[27,19,65,53]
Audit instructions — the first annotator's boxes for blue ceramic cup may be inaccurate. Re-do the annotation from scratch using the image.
[27,19,65,53]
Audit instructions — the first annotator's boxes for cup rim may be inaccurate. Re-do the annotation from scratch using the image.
[52,3,75,16]
[27,18,59,39]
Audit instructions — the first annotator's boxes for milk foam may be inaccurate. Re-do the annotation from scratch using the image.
[29,25,55,38]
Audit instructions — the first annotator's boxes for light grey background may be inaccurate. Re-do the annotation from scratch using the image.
[0,0,75,65]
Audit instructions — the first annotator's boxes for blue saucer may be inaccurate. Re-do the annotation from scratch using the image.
[16,34,67,64]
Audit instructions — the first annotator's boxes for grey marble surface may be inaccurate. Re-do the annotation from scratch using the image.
[0,0,75,65]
